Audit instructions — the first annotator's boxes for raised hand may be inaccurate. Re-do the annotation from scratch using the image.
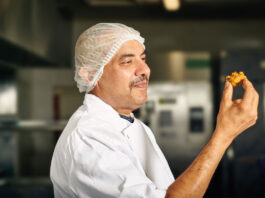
[215,78,259,143]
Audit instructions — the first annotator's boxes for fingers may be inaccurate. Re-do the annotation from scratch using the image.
[242,79,258,107]
[241,79,259,123]
[242,79,253,102]
[253,86,259,110]
[220,81,233,108]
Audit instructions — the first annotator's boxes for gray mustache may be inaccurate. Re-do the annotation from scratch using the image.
[130,76,149,88]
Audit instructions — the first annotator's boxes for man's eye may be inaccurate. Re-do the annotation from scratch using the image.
[122,60,132,64]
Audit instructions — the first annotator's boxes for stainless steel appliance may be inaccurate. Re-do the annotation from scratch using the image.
[140,82,213,173]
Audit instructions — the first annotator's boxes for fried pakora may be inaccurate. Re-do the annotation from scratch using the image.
[226,71,246,87]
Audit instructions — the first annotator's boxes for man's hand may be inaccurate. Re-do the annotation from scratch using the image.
[214,78,259,144]
[165,78,259,198]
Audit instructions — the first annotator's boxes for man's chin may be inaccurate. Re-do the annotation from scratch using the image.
[134,95,147,106]
[130,88,147,103]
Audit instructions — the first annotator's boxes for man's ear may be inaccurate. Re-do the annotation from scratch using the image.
[79,67,93,84]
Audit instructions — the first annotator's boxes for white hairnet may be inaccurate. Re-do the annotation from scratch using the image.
[74,23,145,93]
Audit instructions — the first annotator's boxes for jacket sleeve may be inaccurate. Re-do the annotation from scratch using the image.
[67,129,167,198]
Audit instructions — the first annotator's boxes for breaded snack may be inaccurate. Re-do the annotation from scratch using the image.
[226,71,246,87]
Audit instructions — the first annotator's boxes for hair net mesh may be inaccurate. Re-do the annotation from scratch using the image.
[74,23,145,93]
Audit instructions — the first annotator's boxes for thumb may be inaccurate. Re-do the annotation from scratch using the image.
[220,81,233,107]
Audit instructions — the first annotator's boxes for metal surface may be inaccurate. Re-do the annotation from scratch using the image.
[0,120,67,180]
[0,120,67,132]
[0,68,17,118]
[0,177,53,198]
[0,83,16,116]
[149,52,211,83]
[0,0,71,66]
[0,132,18,177]
[140,82,213,173]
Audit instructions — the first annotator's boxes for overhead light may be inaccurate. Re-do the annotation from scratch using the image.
[162,0,181,11]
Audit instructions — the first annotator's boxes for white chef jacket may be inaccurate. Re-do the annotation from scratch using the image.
[50,94,174,198]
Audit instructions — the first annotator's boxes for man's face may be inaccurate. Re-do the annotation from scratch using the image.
[93,40,151,115]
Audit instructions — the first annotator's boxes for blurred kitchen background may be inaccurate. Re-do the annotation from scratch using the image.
[0,0,265,197]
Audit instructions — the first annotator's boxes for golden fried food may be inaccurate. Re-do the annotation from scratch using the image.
[226,71,246,87]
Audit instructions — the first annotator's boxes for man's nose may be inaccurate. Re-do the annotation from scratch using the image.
[135,60,150,78]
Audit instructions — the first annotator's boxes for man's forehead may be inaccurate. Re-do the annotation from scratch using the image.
[119,50,146,59]
[116,40,145,55]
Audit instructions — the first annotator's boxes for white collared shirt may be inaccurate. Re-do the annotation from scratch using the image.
[50,94,174,198]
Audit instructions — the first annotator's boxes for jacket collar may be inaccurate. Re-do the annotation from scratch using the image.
[83,94,132,132]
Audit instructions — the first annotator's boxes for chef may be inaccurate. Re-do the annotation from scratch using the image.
[50,23,259,198]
